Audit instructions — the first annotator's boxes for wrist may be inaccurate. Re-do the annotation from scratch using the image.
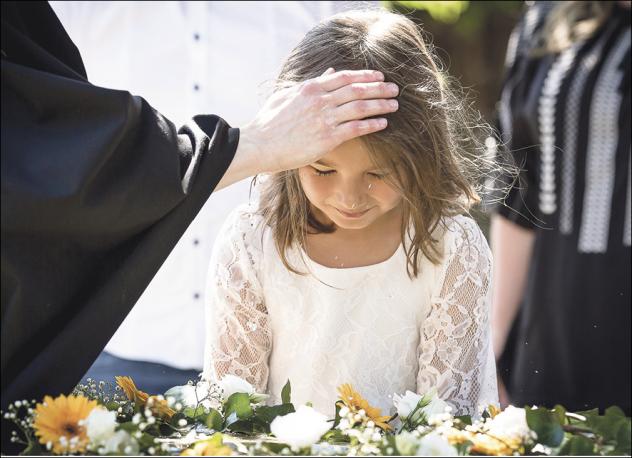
[238,123,272,175]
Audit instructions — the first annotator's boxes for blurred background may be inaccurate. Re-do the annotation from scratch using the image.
[50,0,525,393]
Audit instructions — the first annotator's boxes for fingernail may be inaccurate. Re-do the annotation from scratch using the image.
[387,83,399,94]
[389,99,398,109]
[378,118,387,128]
[375,71,384,81]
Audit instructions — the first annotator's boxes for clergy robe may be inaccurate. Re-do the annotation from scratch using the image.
[1,0,239,435]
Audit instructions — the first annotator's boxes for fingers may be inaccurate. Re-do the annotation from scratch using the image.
[329,81,400,106]
[321,67,336,76]
[334,118,388,144]
[335,98,399,124]
[318,69,385,92]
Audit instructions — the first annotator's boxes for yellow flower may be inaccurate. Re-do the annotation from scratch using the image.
[32,394,98,454]
[181,434,233,456]
[115,376,175,419]
[445,428,524,456]
[337,383,392,431]
[487,404,501,419]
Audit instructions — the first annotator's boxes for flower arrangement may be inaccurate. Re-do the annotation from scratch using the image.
[2,375,630,456]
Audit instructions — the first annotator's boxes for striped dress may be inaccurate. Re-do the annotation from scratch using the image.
[496,1,630,414]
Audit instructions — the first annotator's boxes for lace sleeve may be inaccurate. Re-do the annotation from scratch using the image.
[417,217,498,415]
[203,206,272,392]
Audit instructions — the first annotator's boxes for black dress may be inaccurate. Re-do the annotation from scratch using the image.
[1,0,239,430]
[496,1,631,414]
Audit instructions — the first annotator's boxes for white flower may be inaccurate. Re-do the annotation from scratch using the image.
[486,406,535,442]
[218,375,254,400]
[394,431,419,455]
[421,389,450,420]
[416,432,458,456]
[393,388,450,423]
[164,380,214,409]
[85,408,117,446]
[393,391,423,420]
[270,405,331,451]
[101,430,139,455]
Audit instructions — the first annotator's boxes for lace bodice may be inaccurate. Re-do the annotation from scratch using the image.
[203,204,498,417]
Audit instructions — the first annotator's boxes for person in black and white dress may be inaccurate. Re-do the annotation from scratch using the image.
[491,1,630,415]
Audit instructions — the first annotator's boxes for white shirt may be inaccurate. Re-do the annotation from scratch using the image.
[204,204,498,416]
[50,1,361,370]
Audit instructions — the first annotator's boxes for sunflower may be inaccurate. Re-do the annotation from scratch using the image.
[115,376,175,419]
[337,383,392,431]
[445,429,524,456]
[32,394,98,454]
[180,434,233,456]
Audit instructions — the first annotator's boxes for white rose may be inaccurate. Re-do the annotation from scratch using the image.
[393,388,449,423]
[270,405,331,451]
[394,431,419,455]
[393,391,423,420]
[218,375,254,400]
[85,408,117,446]
[421,389,450,420]
[102,430,139,455]
[416,432,458,456]
[486,406,535,442]
[165,380,214,409]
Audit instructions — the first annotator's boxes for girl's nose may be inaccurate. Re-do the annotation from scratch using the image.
[335,180,367,210]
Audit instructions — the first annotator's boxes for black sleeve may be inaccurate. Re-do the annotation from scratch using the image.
[0,0,239,421]
[494,2,553,230]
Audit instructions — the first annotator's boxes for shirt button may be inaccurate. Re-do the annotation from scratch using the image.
[193,32,200,41]
[193,84,200,91]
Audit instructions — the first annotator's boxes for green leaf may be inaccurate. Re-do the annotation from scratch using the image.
[116,421,138,433]
[604,406,626,418]
[205,408,224,432]
[227,419,255,434]
[183,405,208,420]
[255,404,295,426]
[614,418,631,455]
[558,436,596,456]
[552,405,567,425]
[587,413,627,442]
[332,402,343,429]
[281,380,291,405]
[224,392,253,421]
[455,415,472,426]
[526,407,564,447]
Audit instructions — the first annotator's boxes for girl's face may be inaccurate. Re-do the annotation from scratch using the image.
[298,138,403,231]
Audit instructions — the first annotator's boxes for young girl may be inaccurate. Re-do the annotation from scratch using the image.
[203,9,498,417]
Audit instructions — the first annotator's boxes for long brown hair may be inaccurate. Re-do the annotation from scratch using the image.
[257,9,498,278]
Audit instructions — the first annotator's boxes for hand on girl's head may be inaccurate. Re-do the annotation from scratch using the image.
[249,67,399,174]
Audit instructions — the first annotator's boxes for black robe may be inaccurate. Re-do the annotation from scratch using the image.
[1,0,239,436]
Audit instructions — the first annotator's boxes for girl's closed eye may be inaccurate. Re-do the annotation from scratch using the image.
[368,172,388,180]
[310,166,388,180]
[311,166,336,176]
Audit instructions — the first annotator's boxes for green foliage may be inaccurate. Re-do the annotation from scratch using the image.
[558,435,596,456]
[281,380,292,405]
[526,407,565,447]
[383,0,470,23]
[224,392,254,423]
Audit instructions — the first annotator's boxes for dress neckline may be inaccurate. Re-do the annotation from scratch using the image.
[299,241,405,273]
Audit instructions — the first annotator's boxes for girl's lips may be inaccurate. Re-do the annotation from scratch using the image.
[336,207,371,218]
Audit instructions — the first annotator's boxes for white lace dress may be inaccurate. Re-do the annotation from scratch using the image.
[203,204,498,417]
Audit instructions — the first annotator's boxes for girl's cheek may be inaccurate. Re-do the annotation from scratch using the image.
[299,170,331,203]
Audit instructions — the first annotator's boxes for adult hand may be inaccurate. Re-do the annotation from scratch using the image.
[216,68,399,190]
